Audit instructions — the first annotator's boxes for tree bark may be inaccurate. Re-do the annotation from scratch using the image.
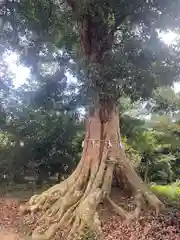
[144,160,149,183]
[21,103,164,240]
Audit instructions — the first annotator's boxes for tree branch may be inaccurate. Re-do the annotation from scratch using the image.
[66,0,78,11]
[115,14,129,30]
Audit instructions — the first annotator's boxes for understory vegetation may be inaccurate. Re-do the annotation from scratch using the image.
[1,91,180,188]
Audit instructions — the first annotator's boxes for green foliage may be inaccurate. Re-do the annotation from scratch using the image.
[1,109,82,181]
[120,93,180,184]
[151,183,180,202]
[2,0,180,102]
[0,0,180,186]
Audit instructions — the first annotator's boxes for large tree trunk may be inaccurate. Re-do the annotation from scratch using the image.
[21,103,164,240]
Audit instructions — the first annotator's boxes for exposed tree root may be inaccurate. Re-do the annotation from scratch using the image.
[21,106,165,240]
[107,196,128,219]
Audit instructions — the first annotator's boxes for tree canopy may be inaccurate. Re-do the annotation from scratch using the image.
[0,0,179,185]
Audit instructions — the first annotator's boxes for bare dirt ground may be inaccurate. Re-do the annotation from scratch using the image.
[0,197,24,240]
[0,231,22,240]
[0,188,179,240]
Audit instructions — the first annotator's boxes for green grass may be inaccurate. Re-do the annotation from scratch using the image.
[150,182,180,203]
